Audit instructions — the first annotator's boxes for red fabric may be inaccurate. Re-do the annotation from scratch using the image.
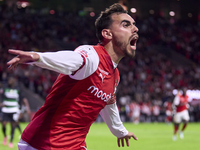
[21,45,119,150]
[176,94,189,112]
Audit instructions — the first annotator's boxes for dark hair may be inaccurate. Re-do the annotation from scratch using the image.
[95,3,127,43]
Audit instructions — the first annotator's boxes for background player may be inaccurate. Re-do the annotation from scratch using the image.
[0,77,21,148]
[172,88,190,141]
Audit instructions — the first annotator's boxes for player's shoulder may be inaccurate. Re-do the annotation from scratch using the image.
[74,45,97,58]
[74,45,99,69]
[70,45,99,80]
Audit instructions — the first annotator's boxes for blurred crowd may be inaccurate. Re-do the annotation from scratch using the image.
[0,5,200,123]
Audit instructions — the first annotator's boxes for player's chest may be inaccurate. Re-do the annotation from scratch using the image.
[86,67,119,102]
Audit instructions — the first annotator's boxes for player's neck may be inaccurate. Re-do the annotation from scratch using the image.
[102,42,123,64]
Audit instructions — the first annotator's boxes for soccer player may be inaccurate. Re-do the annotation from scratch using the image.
[7,3,139,150]
[172,88,190,141]
[0,77,21,148]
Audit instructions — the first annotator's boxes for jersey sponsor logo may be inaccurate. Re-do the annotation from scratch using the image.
[87,85,111,102]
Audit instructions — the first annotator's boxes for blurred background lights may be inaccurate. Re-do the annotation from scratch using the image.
[169,11,175,16]
[130,8,137,13]
[188,13,193,18]
[149,9,155,15]
[17,0,30,8]
[173,89,200,102]
[90,12,95,17]
[50,10,55,15]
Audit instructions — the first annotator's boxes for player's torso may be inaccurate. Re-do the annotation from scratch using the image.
[2,88,19,113]
[22,45,119,150]
[179,95,188,103]
[176,95,188,112]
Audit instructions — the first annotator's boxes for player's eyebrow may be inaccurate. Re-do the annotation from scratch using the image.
[121,20,136,26]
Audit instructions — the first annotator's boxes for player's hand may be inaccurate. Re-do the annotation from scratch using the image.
[7,49,40,70]
[117,131,138,147]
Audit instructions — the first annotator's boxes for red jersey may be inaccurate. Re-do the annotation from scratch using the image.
[21,45,119,150]
[175,94,189,112]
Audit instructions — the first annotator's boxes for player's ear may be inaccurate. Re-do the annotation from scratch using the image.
[102,29,112,40]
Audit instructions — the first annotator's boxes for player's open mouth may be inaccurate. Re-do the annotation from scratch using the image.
[130,35,139,50]
[130,35,138,46]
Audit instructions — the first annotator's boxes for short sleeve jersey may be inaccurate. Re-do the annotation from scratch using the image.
[175,94,189,112]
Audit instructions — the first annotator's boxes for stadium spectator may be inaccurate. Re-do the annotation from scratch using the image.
[164,99,173,124]
[193,103,200,122]
[140,101,151,122]
[118,95,131,122]
[151,100,161,122]
[172,88,190,141]
[7,3,139,150]
[128,99,141,124]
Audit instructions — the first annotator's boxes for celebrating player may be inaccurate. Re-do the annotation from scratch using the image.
[7,3,139,150]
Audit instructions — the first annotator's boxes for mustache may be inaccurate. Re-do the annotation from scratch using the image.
[129,34,139,45]
[130,33,139,40]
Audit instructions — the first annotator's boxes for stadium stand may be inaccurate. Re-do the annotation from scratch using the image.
[0,3,200,122]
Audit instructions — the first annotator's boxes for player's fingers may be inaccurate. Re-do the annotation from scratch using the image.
[8,49,24,55]
[8,62,18,70]
[7,57,20,66]
[117,138,120,147]
[121,138,124,147]
[132,134,138,141]
[125,137,130,146]
[117,138,124,147]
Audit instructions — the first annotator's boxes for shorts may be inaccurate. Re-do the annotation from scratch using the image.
[173,110,190,124]
[18,139,88,150]
[2,113,17,122]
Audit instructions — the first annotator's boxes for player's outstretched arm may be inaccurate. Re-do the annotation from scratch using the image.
[117,131,138,147]
[7,49,40,70]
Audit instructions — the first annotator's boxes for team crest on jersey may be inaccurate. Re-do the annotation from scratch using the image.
[76,49,88,57]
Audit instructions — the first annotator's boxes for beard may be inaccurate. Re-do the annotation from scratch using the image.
[113,35,136,58]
